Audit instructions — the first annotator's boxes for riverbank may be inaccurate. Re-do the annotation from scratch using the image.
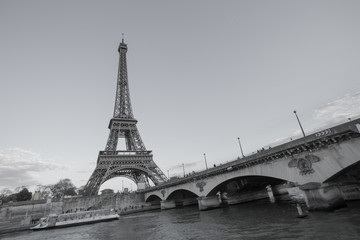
[119,205,160,216]
[0,221,35,235]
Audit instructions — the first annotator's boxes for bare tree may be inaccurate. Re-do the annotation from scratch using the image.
[0,188,13,202]
[36,185,53,199]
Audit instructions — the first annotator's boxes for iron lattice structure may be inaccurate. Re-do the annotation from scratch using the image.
[83,39,167,196]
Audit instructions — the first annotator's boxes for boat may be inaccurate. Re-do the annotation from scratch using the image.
[30,209,119,230]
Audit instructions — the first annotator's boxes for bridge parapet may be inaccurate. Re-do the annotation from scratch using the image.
[139,119,360,194]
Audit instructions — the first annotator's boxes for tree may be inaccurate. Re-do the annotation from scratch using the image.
[14,185,28,193]
[0,188,13,203]
[50,179,77,199]
[0,188,12,198]
[16,188,32,201]
[35,185,53,199]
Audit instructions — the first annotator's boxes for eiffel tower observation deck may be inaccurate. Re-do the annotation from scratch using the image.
[83,38,167,196]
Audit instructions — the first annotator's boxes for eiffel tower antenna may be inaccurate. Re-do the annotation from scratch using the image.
[83,39,167,195]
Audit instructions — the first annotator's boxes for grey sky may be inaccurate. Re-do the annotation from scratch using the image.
[1,0,360,191]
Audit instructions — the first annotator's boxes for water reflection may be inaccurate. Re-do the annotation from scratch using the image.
[2,200,360,240]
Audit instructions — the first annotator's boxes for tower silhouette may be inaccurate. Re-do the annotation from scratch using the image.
[83,38,167,195]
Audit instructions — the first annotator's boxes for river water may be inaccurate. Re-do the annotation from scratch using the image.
[2,200,360,240]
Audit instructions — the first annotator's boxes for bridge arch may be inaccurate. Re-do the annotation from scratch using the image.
[324,161,360,183]
[206,175,289,197]
[166,189,199,207]
[145,194,163,205]
[195,167,294,197]
[166,189,199,200]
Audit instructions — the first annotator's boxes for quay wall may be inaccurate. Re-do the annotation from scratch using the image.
[0,192,145,222]
[62,192,145,213]
[0,200,62,221]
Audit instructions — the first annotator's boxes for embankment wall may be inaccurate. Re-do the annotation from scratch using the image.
[0,192,145,221]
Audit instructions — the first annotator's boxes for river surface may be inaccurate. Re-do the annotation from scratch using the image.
[2,200,360,240]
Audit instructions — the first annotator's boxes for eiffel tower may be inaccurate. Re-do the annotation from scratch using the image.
[83,38,167,195]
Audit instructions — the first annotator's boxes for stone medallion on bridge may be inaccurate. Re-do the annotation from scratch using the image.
[288,154,321,175]
[196,181,207,192]
[161,189,166,197]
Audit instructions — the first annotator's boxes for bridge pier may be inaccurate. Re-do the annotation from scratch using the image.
[160,200,176,210]
[266,185,276,203]
[182,197,198,207]
[197,196,222,210]
[300,183,346,211]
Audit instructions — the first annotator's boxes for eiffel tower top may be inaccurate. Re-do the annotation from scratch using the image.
[118,34,127,52]
[113,35,134,119]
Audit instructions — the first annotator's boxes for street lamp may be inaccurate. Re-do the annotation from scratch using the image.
[203,153,208,170]
[293,110,306,137]
[182,163,185,177]
[237,137,245,158]
[167,169,170,179]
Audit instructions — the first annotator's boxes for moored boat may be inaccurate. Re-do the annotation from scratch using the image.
[30,209,119,230]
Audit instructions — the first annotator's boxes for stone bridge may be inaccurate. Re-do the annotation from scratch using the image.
[139,119,360,210]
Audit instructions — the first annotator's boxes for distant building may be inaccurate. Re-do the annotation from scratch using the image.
[32,191,41,201]
[101,189,114,195]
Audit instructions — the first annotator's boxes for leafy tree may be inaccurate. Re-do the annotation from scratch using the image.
[50,178,77,199]
[16,188,32,201]
[7,193,18,202]
[14,185,28,193]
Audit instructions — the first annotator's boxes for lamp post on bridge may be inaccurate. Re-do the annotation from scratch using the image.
[237,137,245,158]
[203,153,208,170]
[182,163,185,177]
[293,110,306,137]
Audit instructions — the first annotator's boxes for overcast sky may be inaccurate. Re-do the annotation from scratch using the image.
[1,0,360,193]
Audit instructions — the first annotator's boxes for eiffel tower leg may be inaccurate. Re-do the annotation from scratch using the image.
[83,169,106,195]
[105,128,120,151]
